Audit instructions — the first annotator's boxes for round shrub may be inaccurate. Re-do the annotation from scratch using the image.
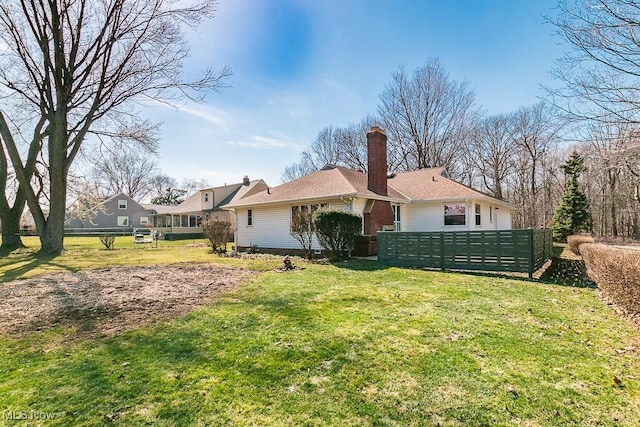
[312,210,362,260]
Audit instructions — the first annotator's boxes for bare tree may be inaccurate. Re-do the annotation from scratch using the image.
[0,114,44,249]
[282,116,380,182]
[509,102,563,228]
[281,161,315,182]
[290,208,314,259]
[91,147,160,202]
[378,59,480,176]
[548,0,640,126]
[180,178,211,197]
[202,219,231,254]
[281,124,359,182]
[469,114,515,200]
[147,174,179,201]
[65,179,109,227]
[580,121,640,238]
[0,0,230,254]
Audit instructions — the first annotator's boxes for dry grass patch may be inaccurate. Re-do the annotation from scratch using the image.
[0,264,254,338]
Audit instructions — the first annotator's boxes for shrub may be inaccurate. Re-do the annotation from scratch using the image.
[581,244,640,315]
[202,220,231,254]
[290,209,315,259]
[99,235,116,250]
[567,234,595,256]
[313,210,362,260]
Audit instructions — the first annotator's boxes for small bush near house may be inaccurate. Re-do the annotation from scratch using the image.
[99,235,116,250]
[202,220,231,254]
[290,209,315,260]
[313,210,362,260]
[567,234,594,256]
[581,244,640,315]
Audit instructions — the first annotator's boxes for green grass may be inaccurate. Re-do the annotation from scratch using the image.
[0,239,639,425]
[0,237,280,282]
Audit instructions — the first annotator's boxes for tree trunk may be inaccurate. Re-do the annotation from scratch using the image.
[0,205,24,250]
[609,169,618,237]
[37,120,68,255]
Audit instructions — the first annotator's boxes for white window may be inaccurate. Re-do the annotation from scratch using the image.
[118,200,127,210]
[140,216,149,225]
[247,209,253,226]
[290,203,329,221]
[205,193,209,202]
[444,203,466,226]
[392,204,401,231]
[475,204,481,226]
[117,216,129,226]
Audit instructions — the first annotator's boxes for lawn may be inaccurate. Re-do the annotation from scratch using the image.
[0,238,639,425]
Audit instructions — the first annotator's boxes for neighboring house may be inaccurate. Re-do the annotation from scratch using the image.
[143,177,268,236]
[66,192,151,230]
[224,127,516,254]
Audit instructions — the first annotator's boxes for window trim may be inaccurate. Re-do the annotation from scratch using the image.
[392,204,401,231]
[117,216,129,227]
[118,199,127,210]
[247,209,253,226]
[475,204,481,226]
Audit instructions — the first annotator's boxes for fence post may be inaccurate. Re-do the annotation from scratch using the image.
[440,231,445,270]
[528,228,534,279]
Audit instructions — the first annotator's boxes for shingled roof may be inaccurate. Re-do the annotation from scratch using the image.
[225,165,512,209]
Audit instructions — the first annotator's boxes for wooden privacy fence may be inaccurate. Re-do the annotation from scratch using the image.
[378,229,553,278]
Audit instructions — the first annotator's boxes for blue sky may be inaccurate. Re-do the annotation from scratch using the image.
[146,0,564,188]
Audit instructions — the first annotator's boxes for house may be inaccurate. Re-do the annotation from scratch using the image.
[223,127,516,255]
[143,177,268,238]
[66,192,152,231]
[65,178,268,239]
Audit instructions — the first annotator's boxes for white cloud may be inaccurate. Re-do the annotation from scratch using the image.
[176,102,233,131]
[266,93,310,118]
[224,132,306,151]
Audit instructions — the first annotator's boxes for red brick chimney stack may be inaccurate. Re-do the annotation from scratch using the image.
[367,126,388,196]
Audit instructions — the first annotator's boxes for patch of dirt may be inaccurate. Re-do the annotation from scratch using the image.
[0,264,255,338]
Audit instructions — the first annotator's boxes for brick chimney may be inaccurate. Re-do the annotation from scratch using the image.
[367,126,388,196]
[242,175,250,186]
[359,126,395,256]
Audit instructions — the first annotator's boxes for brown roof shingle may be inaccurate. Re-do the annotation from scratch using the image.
[225,165,510,208]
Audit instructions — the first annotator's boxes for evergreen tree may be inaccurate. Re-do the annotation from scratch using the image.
[552,151,591,242]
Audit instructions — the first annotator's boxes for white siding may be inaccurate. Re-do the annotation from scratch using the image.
[403,202,447,231]
[234,205,324,250]
[495,208,512,230]
[403,200,514,232]
[351,198,367,215]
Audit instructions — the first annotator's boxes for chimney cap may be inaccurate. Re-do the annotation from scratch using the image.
[368,126,385,134]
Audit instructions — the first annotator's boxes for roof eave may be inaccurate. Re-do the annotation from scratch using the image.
[223,192,361,210]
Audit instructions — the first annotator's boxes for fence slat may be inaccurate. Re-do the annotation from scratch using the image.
[378,229,552,276]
